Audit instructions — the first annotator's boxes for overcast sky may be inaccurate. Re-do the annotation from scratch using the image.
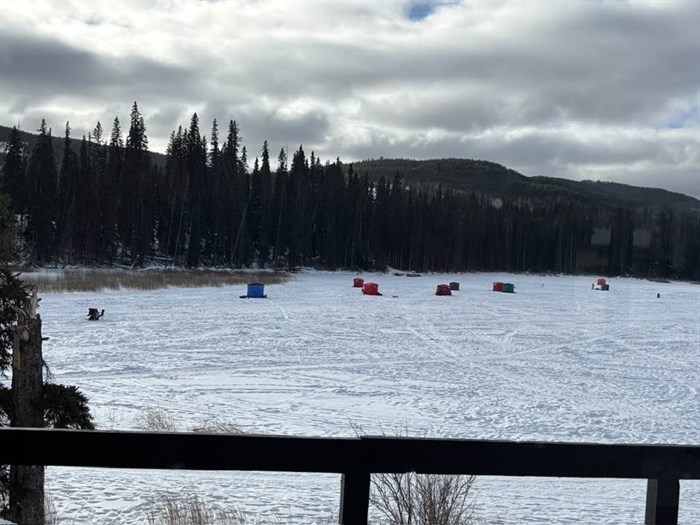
[1,0,698,197]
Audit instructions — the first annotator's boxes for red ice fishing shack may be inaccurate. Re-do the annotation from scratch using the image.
[362,282,381,296]
[436,284,452,296]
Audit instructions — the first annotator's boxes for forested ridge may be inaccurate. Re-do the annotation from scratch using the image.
[1,103,699,280]
[349,158,700,211]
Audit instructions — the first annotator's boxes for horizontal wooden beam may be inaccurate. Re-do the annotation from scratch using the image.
[359,436,700,479]
[1,429,698,480]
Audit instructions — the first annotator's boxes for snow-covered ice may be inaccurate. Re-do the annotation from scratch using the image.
[22,271,700,523]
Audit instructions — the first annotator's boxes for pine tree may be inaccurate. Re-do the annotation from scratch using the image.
[101,117,124,261]
[309,153,327,264]
[162,127,187,262]
[74,136,93,261]
[222,121,241,265]
[90,122,108,261]
[322,159,347,267]
[287,146,308,266]
[0,180,13,263]
[1,126,27,217]
[24,120,58,263]
[682,214,700,280]
[120,102,151,263]
[56,123,79,259]
[235,146,251,265]
[271,148,288,265]
[207,119,225,265]
[248,156,262,255]
[185,113,207,267]
[257,140,273,264]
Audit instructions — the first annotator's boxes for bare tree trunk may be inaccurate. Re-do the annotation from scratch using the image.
[9,293,45,525]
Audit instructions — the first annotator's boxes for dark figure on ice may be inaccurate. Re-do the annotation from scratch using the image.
[657,293,661,299]
[87,308,105,321]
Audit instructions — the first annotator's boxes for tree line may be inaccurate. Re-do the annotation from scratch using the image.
[2,102,699,279]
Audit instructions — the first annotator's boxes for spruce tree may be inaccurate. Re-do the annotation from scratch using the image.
[101,117,124,261]
[90,122,108,261]
[248,156,262,255]
[207,119,224,265]
[162,127,187,262]
[56,123,79,260]
[235,146,251,265]
[24,120,58,263]
[1,126,27,217]
[185,113,206,267]
[257,140,273,264]
[0,181,13,263]
[75,136,94,261]
[271,148,288,265]
[223,121,241,265]
[288,145,310,267]
[120,102,151,263]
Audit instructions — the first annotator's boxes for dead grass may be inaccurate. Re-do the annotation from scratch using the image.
[350,421,479,525]
[143,493,337,525]
[44,493,59,525]
[134,409,249,436]
[134,408,178,432]
[645,276,672,284]
[189,417,246,435]
[16,269,289,293]
[144,493,246,525]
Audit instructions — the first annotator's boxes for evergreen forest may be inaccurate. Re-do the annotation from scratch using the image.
[1,102,699,280]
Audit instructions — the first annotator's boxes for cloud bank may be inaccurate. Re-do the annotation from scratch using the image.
[1,0,698,196]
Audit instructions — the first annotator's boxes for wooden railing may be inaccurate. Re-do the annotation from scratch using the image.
[1,428,698,524]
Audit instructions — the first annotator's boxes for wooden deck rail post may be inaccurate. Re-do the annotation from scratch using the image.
[645,478,679,525]
[9,290,45,525]
[339,472,370,525]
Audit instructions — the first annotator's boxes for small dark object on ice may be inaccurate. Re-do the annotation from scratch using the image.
[87,308,104,321]
[657,292,661,298]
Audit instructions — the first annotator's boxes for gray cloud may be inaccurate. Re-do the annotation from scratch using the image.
[0,31,193,99]
[0,0,698,197]
[233,106,330,158]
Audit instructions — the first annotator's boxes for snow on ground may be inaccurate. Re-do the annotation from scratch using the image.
[20,271,700,523]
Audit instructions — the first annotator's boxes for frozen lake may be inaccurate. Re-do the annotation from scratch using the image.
[26,271,700,523]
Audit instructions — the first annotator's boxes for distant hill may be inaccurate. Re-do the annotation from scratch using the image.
[347,158,700,211]
[3,125,698,211]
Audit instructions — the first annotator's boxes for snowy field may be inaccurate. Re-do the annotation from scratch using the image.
[24,271,700,523]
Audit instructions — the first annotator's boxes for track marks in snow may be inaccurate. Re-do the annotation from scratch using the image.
[404,321,460,361]
[36,272,700,524]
